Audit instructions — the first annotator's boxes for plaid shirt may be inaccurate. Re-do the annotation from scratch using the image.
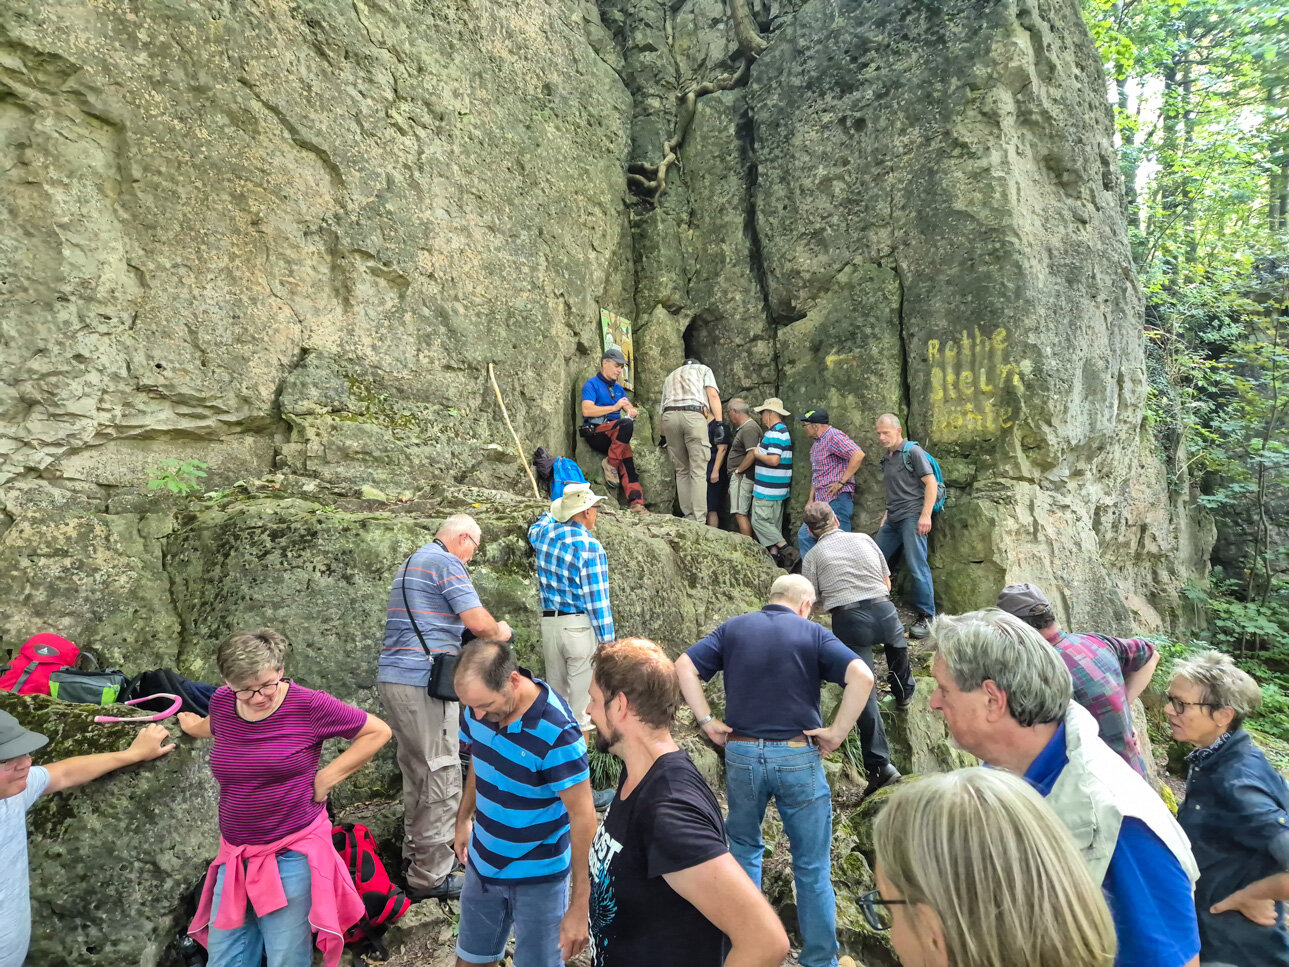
[1048,630,1154,777]
[809,426,862,496]
[528,513,615,642]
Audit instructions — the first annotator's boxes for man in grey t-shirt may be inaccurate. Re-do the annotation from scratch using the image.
[874,413,938,639]
[0,711,173,967]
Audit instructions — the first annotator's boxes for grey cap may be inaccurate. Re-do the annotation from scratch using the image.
[602,347,627,365]
[996,583,1052,617]
[0,710,48,761]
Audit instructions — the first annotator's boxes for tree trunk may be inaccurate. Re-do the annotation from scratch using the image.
[728,0,768,58]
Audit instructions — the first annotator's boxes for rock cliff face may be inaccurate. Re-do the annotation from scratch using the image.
[1,0,1204,639]
[0,1,1211,964]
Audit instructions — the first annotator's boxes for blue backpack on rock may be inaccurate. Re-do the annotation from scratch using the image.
[901,441,946,514]
[551,457,588,499]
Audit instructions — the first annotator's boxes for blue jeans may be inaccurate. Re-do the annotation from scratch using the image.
[208,850,313,967]
[875,515,936,617]
[796,492,854,557]
[456,865,568,967]
[725,741,837,967]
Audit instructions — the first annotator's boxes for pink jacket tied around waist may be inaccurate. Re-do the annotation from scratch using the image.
[188,811,364,966]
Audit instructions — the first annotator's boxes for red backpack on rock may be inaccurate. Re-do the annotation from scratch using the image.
[1,634,81,695]
[331,822,412,956]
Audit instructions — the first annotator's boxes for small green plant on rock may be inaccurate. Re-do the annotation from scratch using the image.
[146,458,209,496]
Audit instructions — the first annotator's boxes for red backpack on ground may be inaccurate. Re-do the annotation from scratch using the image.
[331,822,412,955]
[1,634,81,695]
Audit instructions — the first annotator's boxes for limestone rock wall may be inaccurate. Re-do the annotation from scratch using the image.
[605,0,1208,627]
[0,0,632,496]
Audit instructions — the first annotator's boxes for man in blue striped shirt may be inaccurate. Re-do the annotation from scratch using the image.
[453,640,595,967]
[751,398,794,566]
[528,484,615,734]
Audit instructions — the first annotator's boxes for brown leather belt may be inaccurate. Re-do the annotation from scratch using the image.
[727,733,814,747]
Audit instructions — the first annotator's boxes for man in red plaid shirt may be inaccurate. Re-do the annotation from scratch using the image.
[796,408,865,558]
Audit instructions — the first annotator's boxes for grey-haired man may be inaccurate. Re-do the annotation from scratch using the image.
[0,710,173,967]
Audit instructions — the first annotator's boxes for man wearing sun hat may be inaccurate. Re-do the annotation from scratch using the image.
[750,398,795,568]
[529,483,616,740]
[0,709,174,967]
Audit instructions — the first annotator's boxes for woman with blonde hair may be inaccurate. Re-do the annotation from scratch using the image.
[866,767,1116,967]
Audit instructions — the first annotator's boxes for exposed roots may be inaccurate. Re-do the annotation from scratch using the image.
[627,58,751,202]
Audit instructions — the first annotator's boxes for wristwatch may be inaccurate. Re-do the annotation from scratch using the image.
[696,714,715,728]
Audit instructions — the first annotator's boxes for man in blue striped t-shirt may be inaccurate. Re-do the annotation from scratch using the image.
[751,397,794,565]
[453,639,595,967]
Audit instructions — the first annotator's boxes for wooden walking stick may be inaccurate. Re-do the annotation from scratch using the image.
[488,363,541,498]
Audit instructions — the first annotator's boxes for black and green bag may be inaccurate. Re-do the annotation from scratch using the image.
[49,668,131,704]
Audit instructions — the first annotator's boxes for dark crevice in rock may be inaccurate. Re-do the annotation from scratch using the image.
[733,93,779,393]
[893,263,912,425]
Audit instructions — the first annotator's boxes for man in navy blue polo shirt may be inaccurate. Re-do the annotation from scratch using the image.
[453,639,596,967]
[675,575,874,967]
[928,609,1201,967]
[580,348,646,511]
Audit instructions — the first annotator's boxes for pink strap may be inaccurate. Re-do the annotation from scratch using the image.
[94,693,182,723]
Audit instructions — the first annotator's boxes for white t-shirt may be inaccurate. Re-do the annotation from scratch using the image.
[0,765,49,967]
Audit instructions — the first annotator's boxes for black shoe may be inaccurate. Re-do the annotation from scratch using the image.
[407,872,464,901]
[894,681,916,710]
[908,616,932,639]
[862,763,902,798]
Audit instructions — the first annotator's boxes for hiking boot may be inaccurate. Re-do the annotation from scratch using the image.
[628,502,648,514]
[407,872,464,901]
[894,680,916,710]
[908,616,932,639]
[593,788,616,810]
[601,458,620,488]
[862,763,902,799]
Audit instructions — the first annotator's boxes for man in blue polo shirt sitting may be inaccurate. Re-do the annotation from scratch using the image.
[580,348,646,511]
[927,608,1201,967]
[453,639,597,967]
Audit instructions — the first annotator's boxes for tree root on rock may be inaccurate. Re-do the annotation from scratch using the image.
[626,58,751,203]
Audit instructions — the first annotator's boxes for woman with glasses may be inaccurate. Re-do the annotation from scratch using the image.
[864,767,1115,967]
[1167,650,1289,966]
[178,628,392,967]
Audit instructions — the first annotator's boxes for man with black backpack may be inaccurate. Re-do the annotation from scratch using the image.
[378,514,513,901]
[874,414,939,639]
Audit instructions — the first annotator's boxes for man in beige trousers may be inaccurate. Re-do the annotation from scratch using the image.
[378,514,512,900]
[660,358,721,522]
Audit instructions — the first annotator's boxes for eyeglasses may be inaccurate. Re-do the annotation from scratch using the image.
[232,679,283,701]
[1165,694,1215,712]
[463,534,480,550]
[857,889,908,931]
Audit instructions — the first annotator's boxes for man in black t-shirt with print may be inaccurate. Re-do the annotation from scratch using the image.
[585,638,788,967]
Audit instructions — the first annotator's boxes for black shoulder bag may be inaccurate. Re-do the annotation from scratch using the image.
[399,560,460,703]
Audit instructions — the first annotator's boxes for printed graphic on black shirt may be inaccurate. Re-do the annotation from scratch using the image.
[589,808,623,967]
[587,751,730,967]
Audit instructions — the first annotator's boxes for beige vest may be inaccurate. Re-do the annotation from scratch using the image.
[1045,703,1199,886]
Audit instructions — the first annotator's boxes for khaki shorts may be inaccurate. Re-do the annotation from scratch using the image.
[730,473,755,515]
[751,497,786,547]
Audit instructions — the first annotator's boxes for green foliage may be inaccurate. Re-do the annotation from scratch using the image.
[146,458,209,495]
[1082,0,1289,671]
[588,746,622,790]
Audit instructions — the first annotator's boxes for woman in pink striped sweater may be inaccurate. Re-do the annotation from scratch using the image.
[179,628,391,967]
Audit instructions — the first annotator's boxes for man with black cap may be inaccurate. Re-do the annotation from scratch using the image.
[996,582,1160,777]
[0,711,173,967]
[796,408,865,558]
[580,348,647,512]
